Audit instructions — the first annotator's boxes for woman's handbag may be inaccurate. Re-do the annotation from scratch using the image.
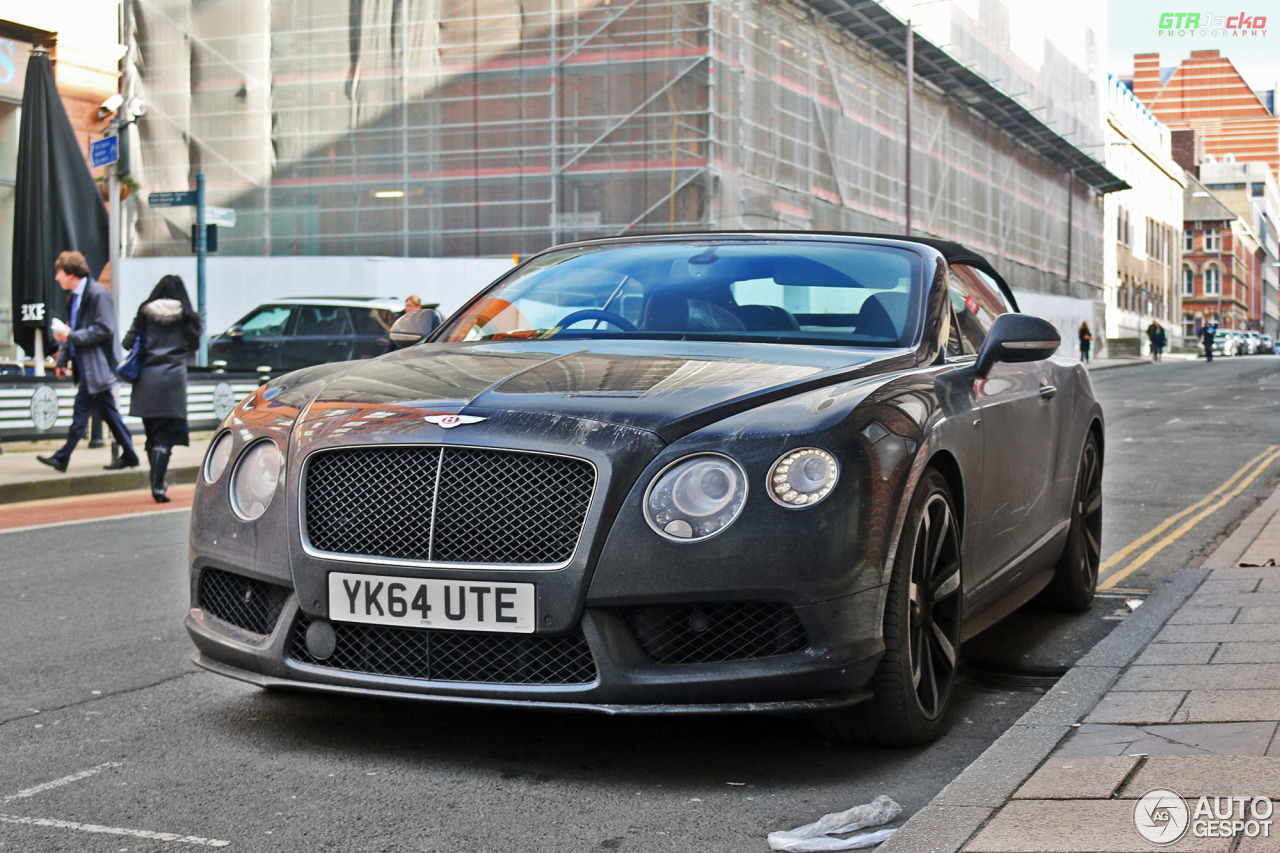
[117,331,145,382]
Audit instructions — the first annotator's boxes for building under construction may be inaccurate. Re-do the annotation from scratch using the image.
[126,0,1121,304]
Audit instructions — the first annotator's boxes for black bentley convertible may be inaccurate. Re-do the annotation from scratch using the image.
[188,233,1103,744]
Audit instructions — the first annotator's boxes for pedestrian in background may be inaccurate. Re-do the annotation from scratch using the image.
[404,294,422,314]
[1146,321,1167,362]
[1077,321,1092,363]
[1200,322,1216,362]
[37,251,140,473]
[123,274,202,502]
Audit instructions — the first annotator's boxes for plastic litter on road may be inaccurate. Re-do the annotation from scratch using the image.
[767,795,901,852]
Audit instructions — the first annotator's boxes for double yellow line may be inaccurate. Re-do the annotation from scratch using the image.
[1099,444,1280,590]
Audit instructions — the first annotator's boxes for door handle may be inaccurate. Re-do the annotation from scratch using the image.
[1039,384,1057,400]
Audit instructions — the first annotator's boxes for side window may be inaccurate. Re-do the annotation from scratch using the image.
[296,306,353,337]
[239,306,293,338]
[948,264,1015,353]
[352,308,395,337]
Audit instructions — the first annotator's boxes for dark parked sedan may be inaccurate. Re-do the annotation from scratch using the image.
[208,296,402,372]
[188,233,1103,744]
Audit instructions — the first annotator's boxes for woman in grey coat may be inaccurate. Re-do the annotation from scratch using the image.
[123,275,202,502]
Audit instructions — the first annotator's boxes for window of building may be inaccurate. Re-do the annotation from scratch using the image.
[1205,265,1221,295]
[1252,183,1265,197]
[1182,267,1194,295]
[1204,229,1220,251]
[1184,229,1194,252]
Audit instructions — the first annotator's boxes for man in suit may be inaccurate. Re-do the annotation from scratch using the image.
[36,251,140,472]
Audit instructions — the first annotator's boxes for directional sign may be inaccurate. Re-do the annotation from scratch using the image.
[148,191,197,207]
[90,136,118,168]
[205,206,237,228]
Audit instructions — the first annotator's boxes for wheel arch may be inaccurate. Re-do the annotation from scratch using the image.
[926,449,965,533]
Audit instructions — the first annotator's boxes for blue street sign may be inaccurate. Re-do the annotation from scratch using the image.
[90,136,118,168]
[205,206,237,227]
[148,191,197,207]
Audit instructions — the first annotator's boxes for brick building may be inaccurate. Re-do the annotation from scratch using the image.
[1181,172,1258,336]
[1130,50,1280,181]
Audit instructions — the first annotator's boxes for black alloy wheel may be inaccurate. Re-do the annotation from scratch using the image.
[1038,432,1103,612]
[816,468,963,745]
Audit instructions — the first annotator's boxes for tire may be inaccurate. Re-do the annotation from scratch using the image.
[1037,432,1102,612]
[815,469,963,745]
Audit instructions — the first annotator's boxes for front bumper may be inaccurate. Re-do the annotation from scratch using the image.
[185,572,885,714]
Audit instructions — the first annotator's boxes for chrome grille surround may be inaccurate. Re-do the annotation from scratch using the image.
[302,445,596,566]
[289,616,598,685]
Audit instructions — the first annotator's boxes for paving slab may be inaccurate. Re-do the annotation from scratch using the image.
[1057,722,1278,757]
[1013,756,1140,799]
[1125,756,1280,797]
[1213,643,1280,663]
[1238,608,1280,624]
[1156,624,1280,644]
[1169,607,1240,624]
[1200,578,1263,594]
[1236,834,1280,853]
[1174,691,1280,724]
[1116,664,1280,692]
[1084,691,1186,725]
[963,800,1230,852]
[1134,644,1218,666]
[1189,593,1280,608]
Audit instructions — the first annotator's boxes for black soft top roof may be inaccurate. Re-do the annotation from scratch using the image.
[833,232,1016,307]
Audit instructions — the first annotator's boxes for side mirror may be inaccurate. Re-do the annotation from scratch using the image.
[974,313,1061,378]
[390,308,444,348]
[226,324,244,340]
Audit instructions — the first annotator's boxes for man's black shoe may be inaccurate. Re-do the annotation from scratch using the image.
[37,455,68,473]
[102,456,140,470]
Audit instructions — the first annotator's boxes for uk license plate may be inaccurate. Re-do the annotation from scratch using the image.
[328,572,535,634]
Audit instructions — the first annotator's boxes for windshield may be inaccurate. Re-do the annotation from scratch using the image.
[438,240,924,347]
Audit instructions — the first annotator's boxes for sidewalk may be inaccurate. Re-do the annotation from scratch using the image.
[0,432,212,504]
[881,486,1280,853]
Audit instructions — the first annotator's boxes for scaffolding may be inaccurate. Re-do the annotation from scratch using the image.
[129,0,1107,299]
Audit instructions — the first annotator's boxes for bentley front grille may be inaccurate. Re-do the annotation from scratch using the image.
[304,446,595,565]
[198,568,291,636]
[625,603,810,664]
[289,617,598,685]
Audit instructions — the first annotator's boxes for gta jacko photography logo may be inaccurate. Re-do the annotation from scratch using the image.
[1158,11,1268,36]
[1134,788,1274,844]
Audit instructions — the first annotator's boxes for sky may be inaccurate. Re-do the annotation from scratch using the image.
[1107,0,1280,92]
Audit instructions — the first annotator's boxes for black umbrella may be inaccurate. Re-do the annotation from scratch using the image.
[11,48,109,357]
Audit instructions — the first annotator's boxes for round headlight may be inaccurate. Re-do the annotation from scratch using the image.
[203,432,234,484]
[231,441,283,520]
[645,454,747,542]
[769,448,839,508]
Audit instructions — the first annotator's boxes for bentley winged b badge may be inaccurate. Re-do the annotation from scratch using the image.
[424,414,487,429]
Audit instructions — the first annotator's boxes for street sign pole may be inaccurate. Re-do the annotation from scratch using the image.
[196,172,208,366]
[108,119,121,335]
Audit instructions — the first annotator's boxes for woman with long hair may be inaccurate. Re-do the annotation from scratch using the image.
[123,275,202,502]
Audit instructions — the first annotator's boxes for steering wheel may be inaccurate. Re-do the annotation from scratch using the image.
[555,309,638,332]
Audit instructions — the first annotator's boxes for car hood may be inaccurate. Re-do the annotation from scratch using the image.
[295,339,912,440]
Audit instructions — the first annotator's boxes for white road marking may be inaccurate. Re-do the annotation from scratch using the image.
[0,814,229,847]
[2,762,230,847]
[2,762,121,803]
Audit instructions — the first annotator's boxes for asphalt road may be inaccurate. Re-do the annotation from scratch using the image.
[1,354,1276,852]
